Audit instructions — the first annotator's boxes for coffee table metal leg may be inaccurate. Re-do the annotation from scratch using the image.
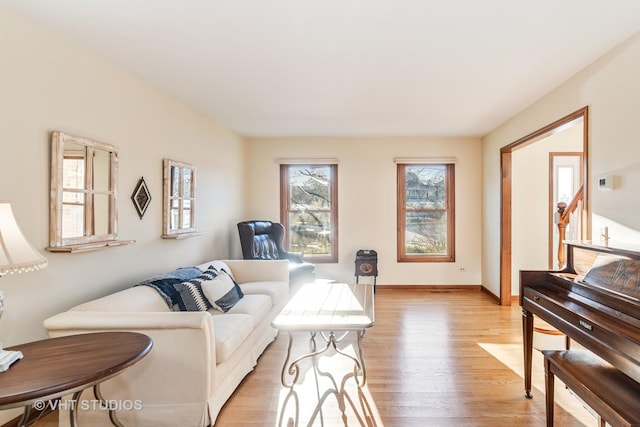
[94,383,124,427]
[282,332,336,387]
[17,405,31,427]
[356,330,367,386]
[281,332,296,387]
[330,331,366,387]
[64,385,123,427]
[319,330,367,386]
[281,330,368,388]
[320,331,349,343]
[310,331,317,351]
[70,390,83,427]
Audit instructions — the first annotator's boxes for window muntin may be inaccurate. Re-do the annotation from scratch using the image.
[281,164,338,262]
[398,163,455,262]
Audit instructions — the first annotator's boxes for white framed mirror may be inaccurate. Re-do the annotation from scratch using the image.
[162,159,198,238]
[48,131,133,252]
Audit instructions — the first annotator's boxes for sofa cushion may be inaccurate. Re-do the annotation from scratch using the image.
[210,314,253,364]
[215,294,271,328]
[200,270,244,312]
[239,281,288,307]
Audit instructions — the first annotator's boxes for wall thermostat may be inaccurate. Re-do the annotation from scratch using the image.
[598,174,613,191]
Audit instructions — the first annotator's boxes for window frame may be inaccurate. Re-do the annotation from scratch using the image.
[280,163,338,263]
[162,159,197,238]
[397,163,455,262]
[48,131,134,252]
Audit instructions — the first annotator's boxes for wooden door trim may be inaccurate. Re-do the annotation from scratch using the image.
[499,106,589,306]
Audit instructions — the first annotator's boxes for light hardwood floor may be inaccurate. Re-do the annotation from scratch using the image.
[37,289,598,426]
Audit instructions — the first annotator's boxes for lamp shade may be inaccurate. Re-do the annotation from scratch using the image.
[0,201,48,276]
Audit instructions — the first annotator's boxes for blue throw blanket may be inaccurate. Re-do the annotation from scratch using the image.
[134,267,203,308]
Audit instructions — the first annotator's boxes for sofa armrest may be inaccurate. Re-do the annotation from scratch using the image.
[43,311,215,404]
[223,259,289,284]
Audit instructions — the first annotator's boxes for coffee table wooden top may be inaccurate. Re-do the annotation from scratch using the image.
[0,332,152,409]
[273,282,375,331]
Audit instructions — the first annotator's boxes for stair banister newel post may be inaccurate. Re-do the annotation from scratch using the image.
[555,202,568,269]
[554,184,584,270]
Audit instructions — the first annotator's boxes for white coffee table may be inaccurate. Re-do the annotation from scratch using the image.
[272,282,375,387]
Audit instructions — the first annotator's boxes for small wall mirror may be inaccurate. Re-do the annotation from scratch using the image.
[162,159,197,238]
[48,131,133,252]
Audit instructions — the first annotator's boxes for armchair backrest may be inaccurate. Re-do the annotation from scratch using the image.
[237,221,287,260]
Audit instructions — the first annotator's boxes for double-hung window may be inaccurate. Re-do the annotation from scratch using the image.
[397,163,455,262]
[280,164,338,262]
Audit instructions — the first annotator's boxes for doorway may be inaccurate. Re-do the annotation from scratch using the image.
[499,107,590,306]
[549,152,583,269]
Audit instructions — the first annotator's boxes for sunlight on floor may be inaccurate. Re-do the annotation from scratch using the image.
[478,342,598,427]
[276,336,384,426]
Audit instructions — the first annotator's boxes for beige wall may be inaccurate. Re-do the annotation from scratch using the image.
[0,4,245,353]
[244,137,483,286]
[482,32,640,297]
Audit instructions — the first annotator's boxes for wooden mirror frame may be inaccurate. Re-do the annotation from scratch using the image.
[162,159,199,239]
[47,131,134,252]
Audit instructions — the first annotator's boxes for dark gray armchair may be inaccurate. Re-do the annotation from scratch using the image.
[237,220,316,286]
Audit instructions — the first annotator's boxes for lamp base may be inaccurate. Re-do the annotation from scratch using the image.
[0,290,22,372]
[0,349,23,372]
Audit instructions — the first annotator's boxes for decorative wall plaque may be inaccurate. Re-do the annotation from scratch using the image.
[132,177,151,219]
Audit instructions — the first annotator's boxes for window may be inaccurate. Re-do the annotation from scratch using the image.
[280,164,338,262]
[162,159,197,238]
[48,131,133,252]
[397,163,455,262]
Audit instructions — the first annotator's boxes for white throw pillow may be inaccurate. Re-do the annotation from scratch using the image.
[200,270,244,312]
[196,260,236,281]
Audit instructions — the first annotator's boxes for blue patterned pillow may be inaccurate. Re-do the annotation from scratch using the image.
[173,268,217,312]
[200,269,244,312]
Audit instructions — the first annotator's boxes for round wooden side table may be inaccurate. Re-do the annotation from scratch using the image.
[0,331,152,427]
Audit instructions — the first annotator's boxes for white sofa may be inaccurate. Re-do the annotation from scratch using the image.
[43,259,289,427]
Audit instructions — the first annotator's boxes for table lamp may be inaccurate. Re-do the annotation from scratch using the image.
[0,201,48,371]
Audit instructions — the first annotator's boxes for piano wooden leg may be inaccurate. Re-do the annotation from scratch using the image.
[544,356,555,427]
[522,309,534,398]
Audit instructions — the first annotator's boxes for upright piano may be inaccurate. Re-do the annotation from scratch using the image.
[520,240,640,398]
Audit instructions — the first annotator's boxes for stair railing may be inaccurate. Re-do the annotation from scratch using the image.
[555,185,584,269]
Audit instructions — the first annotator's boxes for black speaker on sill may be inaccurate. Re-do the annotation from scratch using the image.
[355,249,378,291]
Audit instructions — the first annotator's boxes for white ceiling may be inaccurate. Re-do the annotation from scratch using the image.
[4,0,640,138]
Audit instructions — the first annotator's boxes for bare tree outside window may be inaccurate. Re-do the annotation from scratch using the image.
[281,164,338,262]
[398,163,455,262]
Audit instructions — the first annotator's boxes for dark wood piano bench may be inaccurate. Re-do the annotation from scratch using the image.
[543,350,640,427]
